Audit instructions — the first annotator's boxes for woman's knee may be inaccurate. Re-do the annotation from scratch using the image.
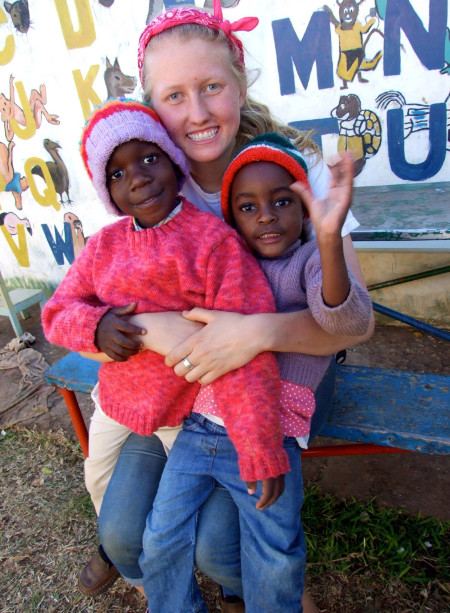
[98,432,167,565]
[99,511,142,566]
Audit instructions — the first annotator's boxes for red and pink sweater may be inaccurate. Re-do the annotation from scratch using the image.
[42,200,288,481]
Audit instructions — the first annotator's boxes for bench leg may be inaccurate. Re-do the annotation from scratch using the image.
[58,388,89,458]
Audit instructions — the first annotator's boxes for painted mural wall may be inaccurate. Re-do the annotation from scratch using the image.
[0,0,449,291]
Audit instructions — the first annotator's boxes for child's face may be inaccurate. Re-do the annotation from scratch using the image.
[231,162,305,258]
[106,140,179,228]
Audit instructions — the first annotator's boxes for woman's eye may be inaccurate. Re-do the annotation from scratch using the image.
[168,92,181,101]
[143,154,158,164]
[206,83,220,93]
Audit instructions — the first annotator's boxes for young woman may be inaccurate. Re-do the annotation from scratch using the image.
[84,2,373,611]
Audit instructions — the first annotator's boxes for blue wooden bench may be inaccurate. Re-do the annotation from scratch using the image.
[43,352,450,459]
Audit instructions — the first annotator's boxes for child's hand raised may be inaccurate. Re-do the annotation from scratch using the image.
[95,302,146,361]
[291,151,354,241]
[246,474,285,510]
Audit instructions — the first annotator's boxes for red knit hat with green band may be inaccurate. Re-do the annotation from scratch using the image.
[221,132,310,225]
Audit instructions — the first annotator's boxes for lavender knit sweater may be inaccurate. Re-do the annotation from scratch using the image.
[257,239,372,391]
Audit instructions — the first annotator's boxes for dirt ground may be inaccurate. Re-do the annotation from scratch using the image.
[1,305,449,521]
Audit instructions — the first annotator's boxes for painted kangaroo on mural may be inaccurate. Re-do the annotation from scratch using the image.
[104,58,137,99]
[323,0,383,89]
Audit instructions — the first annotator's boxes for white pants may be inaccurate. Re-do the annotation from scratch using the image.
[84,383,181,515]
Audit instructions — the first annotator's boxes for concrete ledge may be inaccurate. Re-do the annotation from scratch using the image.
[351,181,450,251]
[354,240,449,252]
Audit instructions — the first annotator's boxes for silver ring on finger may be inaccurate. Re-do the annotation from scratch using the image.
[182,357,194,370]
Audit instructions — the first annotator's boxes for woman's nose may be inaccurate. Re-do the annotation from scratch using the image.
[188,93,210,124]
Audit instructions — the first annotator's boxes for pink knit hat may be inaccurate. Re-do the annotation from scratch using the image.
[221,133,310,225]
[137,0,258,86]
[80,98,189,216]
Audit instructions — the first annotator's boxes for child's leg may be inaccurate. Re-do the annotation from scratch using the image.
[84,385,132,514]
[140,417,225,613]
[212,436,305,613]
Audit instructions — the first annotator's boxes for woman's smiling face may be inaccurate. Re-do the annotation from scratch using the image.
[145,36,245,174]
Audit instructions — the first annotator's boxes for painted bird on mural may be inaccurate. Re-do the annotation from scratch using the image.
[376,90,450,150]
[63,212,86,258]
[31,139,71,204]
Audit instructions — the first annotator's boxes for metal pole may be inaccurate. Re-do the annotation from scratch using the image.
[372,302,450,342]
[368,265,450,292]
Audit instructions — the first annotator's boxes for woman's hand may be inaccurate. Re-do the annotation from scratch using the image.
[165,309,268,384]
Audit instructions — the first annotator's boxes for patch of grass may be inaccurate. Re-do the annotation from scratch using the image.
[303,487,450,611]
[69,494,96,520]
[304,487,449,582]
[1,427,449,612]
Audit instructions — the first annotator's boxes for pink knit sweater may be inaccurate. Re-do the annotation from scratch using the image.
[42,200,289,481]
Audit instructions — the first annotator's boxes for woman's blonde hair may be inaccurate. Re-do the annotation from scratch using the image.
[143,23,320,158]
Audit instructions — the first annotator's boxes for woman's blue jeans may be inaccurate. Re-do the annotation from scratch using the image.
[140,415,305,613]
[98,362,336,592]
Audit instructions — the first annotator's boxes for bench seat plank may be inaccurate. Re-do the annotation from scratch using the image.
[45,352,100,394]
[44,355,450,456]
[323,365,449,455]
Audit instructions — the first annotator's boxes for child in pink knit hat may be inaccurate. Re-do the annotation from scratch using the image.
[140,133,373,612]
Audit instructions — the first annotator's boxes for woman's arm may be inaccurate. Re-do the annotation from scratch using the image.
[130,312,204,355]
[165,234,374,385]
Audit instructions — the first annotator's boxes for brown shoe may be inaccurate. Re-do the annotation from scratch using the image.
[78,548,119,596]
[220,594,245,612]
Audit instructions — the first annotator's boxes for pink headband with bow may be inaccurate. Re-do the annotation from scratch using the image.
[137,0,258,86]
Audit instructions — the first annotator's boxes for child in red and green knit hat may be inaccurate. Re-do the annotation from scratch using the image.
[140,132,373,612]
